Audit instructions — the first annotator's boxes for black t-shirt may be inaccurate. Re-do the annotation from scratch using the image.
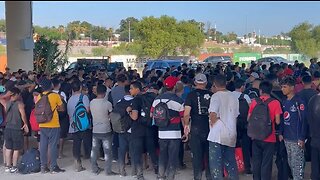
[185,89,213,138]
[226,81,235,91]
[244,87,260,100]
[131,95,146,138]
[297,89,318,107]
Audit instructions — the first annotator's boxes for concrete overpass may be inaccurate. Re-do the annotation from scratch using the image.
[5,1,33,72]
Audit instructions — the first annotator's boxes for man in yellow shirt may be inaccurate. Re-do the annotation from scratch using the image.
[37,78,65,174]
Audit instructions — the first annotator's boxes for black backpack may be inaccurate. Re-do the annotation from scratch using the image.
[237,94,249,138]
[153,99,171,128]
[110,98,133,133]
[139,93,156,127]
[18,148,41,174]
[247,98,274,140]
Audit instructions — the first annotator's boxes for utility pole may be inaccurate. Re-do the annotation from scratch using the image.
[214,22,217,41]
[128,20,131,43]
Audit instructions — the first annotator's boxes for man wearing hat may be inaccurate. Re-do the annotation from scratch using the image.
[151,76,185,180]
[183,73,213,180]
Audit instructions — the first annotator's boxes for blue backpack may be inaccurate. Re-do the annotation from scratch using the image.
[72,94,90,131]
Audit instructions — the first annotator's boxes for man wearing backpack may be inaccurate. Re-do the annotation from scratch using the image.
[67,80,90,172]
[52,78,69,159]
[140,83,159,175]
[36,78,65,174]
[279,76,307,180]
[207,74,239,180]
[126,81,147,180]
[183,73,213,180]
[115,84,135,177]
[248,81,282,180]
[232,78,252,174]
[150,76,185,180]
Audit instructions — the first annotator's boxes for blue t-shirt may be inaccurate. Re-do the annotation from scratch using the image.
[280,95,307,141]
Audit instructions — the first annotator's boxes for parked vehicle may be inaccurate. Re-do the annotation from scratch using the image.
[256,56,294,68]
[202,55,232,66]
[146,59,184,72]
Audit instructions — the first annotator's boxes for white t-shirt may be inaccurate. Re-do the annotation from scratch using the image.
[90,98,113,134]
[207,91,239,147]
[231,91,251,105]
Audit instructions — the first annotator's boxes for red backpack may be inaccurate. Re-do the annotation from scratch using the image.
[30,109,40,131]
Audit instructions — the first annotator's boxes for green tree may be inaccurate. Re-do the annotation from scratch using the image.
[91,26,108,41]
[289,22,318,57]
[117,17,139,42]
[33,36,69,73]
[0,19,5,32]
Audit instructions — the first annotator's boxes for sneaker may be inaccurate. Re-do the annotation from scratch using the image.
[5,166,11,173]
[119,172,127,177]
[50,166,66,174]
[112,159,117,163]
[93,167,103,175]
[106,171,118,176]
[10,166,18,173]
[99,157,105,161]
[41,166,50,174]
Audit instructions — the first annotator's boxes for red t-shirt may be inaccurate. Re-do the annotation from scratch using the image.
[248,95,283,143]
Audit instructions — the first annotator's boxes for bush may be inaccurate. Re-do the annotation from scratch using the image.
[92,47,107,56]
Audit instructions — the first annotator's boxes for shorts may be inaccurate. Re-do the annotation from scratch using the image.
[4,128,24,150]
[59,118,70,139]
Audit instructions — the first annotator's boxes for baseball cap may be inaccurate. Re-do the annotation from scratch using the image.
[164,76,179,89]
[40,78,52,91]
[194,73,207,84]
[250,72,259,79]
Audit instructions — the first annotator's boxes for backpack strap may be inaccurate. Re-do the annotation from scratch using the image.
[79,94,84,102]
[264,98,274,105]
[239,93,245,100]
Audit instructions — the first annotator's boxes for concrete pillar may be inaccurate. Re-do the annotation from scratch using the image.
[5,1,33,72]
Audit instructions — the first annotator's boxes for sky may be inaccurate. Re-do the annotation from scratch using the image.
[0,1,320,36]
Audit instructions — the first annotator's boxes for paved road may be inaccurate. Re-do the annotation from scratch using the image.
[0,137,312,180]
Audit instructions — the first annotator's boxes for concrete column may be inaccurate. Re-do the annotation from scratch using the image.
[5,1,33,72]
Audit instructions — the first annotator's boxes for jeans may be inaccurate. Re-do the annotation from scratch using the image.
[118,132,136,175]
[72,129,92,160]
[112,132,119,160]
[40,128,60,169]
[158,139,180,180]
[241,130,252,171]
[284,140,305,180]
[130,136,144,179]
[190,133,211,180]
[208,142,238,180]
[275,140,291,180]
[145,127,159,171]
[252,140,275,180]
[311,145,320,180]
[90,133,112,174]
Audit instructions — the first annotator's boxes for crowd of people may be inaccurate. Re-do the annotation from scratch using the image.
[0,58,320,180]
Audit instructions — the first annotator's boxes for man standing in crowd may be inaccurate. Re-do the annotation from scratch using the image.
[184,73,213,180]
[67,80,90,172]
[248,81,282,180]
[151,76,184,180]
[38,78,65,173]
[90,84,117,175]
[126,81,147,180]
[207,74,239,179]
[279,76,307,180]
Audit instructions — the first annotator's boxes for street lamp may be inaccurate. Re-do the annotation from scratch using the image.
[128,20,131,43]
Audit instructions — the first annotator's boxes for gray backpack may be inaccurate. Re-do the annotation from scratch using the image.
[34,92,55,123]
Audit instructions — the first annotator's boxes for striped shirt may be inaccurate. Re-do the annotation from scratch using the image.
[151,92,184,139]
